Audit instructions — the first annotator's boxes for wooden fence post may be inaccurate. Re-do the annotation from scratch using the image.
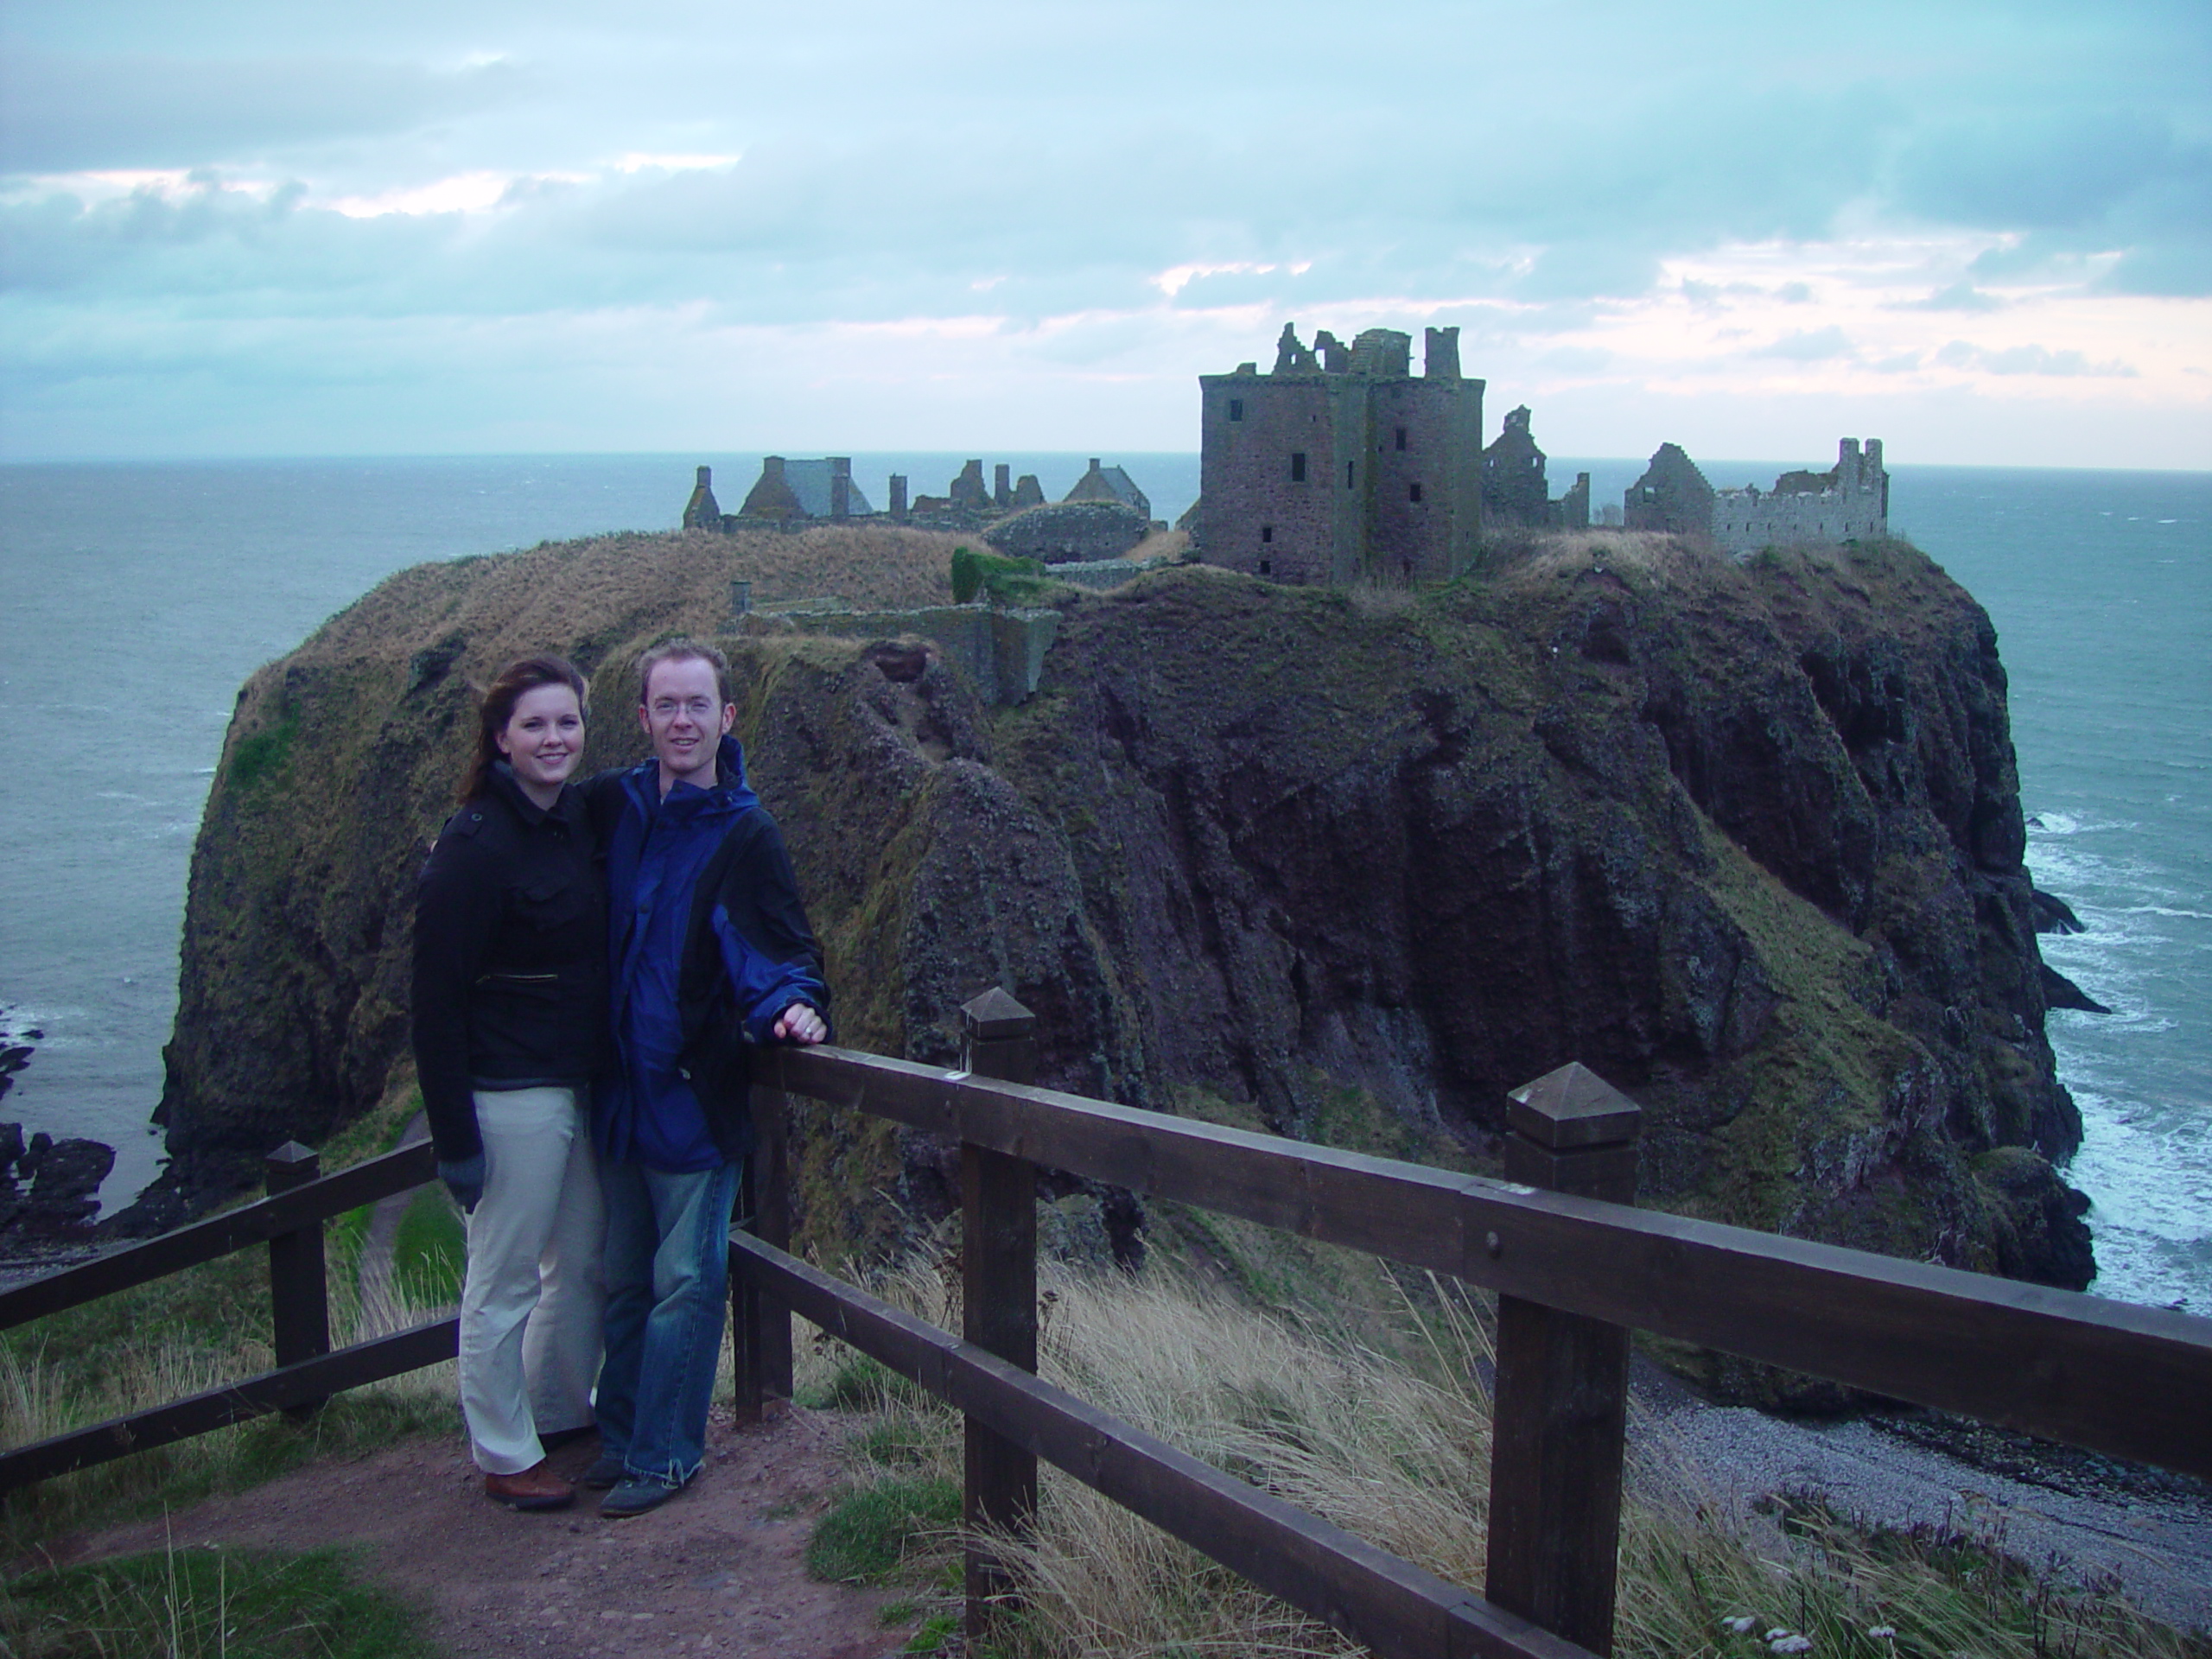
[1483,1062,1642,1657]
[960,988,1039,1642]
[733,1084,794,1424]
[264,1141,331,1421]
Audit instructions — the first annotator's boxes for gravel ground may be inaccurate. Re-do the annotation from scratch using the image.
[1635,1374,2212,1636]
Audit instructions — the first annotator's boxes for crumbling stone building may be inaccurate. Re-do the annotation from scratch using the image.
[741,456,873,522]
[682,466,723,531]
[1198,322,1484,584]
[1709,439,1889,553]
[903,459,1047,523]
[1063,458,1151,519]
[1623,443,1716,537]
[1481,405,1589,531]
[1624,438,1889,553]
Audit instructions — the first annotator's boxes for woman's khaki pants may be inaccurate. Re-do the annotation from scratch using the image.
[458,1085,606,1475]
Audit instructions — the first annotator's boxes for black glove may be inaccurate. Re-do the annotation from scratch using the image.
[438,1154,486,1214]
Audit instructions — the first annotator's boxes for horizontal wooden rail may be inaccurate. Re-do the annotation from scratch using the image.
[731,1232,1593,1659]
[767,1046,2212,1481]
[0,1316,457,1493]
[0,1142,435,1332]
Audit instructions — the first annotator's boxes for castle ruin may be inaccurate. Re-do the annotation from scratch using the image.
[1624,439,1889,553]
[1196,323,1484,584]
[1063,457,1150,518]
[1481,405,1590,531]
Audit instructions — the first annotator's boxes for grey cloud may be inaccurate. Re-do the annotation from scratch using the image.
[1891,110,2178,232]
[1900,282,2002,313]
[1757,327,1853,360]
[1934,340,2136,377]
[2,0,2205,390]
[0,51,522,173]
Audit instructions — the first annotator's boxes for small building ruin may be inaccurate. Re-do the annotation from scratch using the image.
[1624,439,1889,553]
[1481,405,1590,531]
[1063,458,1151,519]
[683,460,874,531]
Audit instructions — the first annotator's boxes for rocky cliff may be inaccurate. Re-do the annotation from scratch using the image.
[138,527,2095,1376]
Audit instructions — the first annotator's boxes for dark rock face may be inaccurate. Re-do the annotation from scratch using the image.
[985,501,1151,565]
[149,535,2095,1374]
[0,1124,114,1249]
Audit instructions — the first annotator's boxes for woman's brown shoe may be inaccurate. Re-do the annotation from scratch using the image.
[485,1460,575,1511]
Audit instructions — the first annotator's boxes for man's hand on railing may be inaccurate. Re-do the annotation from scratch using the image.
[772,1002,827,1046]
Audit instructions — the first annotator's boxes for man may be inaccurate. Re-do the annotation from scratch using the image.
[582,638,830,1518]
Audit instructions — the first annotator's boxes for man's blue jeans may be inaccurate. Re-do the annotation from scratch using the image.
[595,1157,740,1488]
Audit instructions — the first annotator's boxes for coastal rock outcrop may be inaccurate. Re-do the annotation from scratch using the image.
[0,1122,114,1250]
[146,528,2094,1400]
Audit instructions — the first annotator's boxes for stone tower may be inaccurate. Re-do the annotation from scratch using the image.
[1197,323,1484,584]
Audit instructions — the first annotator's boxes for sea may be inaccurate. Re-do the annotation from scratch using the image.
[0,454,2204,1313]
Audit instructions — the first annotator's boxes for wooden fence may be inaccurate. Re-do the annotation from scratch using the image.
[5,988,2210,1659]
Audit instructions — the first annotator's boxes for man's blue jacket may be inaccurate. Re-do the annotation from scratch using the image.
[584,734,830,1169]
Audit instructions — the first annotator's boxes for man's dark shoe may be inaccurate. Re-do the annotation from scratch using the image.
[485,1461,575,1512]
[581,1453,626,1490]
[601,1477,682,1518]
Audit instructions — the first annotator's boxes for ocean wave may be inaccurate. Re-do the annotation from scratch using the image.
[2069,1108,2212,1249]
[2024,810,2140,838]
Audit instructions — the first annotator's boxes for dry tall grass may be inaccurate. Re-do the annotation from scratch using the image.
[0,1205,460,1555]
[810,1254,2204,1659]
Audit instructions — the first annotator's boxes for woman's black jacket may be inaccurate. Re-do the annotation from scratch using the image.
[410,766,608,1164]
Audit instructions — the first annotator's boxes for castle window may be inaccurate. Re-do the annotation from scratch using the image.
[1290,452,1306,483]
[1409,482,1422,503]
[1395,427,1407,451]
[1262,526,1273,543]
[1229,398,1243,422]
[1260,559,1273,575]
[1346,461,1356,488]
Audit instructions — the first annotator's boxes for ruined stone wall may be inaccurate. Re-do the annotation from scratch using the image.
[1481,407,1550,529]
[1556,471,1591,531]
[773,602,1061,704]
[1712,440,1890,555]
[1624,443,1717,536]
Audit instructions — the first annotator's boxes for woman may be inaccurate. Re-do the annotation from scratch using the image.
[411,655,607,1512]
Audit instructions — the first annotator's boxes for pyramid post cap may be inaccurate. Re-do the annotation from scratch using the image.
[1505,1062,1641,1149]
[265,1140,321,1166]
[960,987,1036,1040]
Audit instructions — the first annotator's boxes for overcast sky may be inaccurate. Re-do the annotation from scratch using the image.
[2,0,2206,467]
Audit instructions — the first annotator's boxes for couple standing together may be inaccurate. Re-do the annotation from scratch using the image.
[410,639,830,1518]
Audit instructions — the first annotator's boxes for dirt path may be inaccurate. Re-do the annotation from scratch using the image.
[58,1406,911,1659]
[357,1112,430,1313]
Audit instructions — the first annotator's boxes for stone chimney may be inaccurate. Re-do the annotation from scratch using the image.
[830,456,853,520]
[995,463,1011,510]
[889,474,908,520]
[1424,326,1461,380]
[682,464,723,531]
